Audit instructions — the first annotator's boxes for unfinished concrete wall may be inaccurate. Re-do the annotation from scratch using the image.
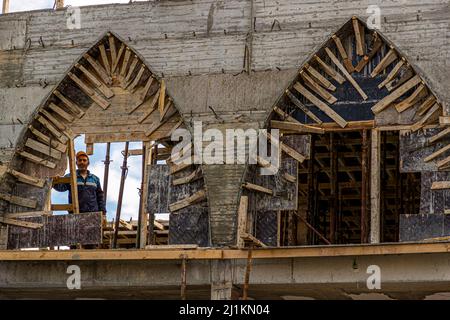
[1,0,449,246]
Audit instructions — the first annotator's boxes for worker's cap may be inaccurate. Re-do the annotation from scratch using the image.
[76,151,89,160]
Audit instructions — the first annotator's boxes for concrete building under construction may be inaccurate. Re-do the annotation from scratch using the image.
[1,0,450,300]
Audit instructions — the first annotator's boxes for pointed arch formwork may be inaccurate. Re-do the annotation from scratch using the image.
[0,32,209,249]
[239,17,447,247]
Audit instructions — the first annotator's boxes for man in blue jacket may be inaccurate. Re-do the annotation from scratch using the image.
[53,151,106,215]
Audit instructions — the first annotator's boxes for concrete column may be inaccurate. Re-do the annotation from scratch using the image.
[210,260,233,300]
[370,129,381,243]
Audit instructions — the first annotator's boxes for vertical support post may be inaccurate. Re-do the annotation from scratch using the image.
[2,0,9,14]
[68,138,80,214]
[236,196,248,248]
[307,136,315,244]
[112,141,129,249]
[211,260,233,300]
[180,255,187,300]
[147,143,155,245]
[242,247,253,300]
[0,225,8,249]
[370,129,381,243]
[138,141,151,249]
[329,133,338,244]
[103,142,111,207]
[361,129,369,243]
[276,211,281,246]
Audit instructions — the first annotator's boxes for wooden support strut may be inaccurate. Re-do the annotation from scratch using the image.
[395,83,426,113]
[0,193,37,209]
[332,35,354,73]
[0,216,42,229]
[300,73,337,104]
[371,48,397,78]
[0,165,45,188]
[352,17,364,56]
[28,126,67,153]
[355,33,383,72]
[284,90,323,124]
[314,55,346,84]
[75,63,114,98]
[53,90,85,118]
[169,189,207,212]
[304,63,336,91]
[68,72,111,110]
[378,59,405,89]
[325,47,368,100]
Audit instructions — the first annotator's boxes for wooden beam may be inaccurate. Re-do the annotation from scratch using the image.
[112,43,125,74]
[355,33,383,72]
[424,144,450,163]
[50,204,73,211]
[332,35,354,72]
[270,120,324,134]
[431,181,450,190]
[378,60,405,89]
[370,129,380,244]
[68,72,110,110]
[172,167,202,186]
[55,0,64,9]
[25,138,62,160]
[293,82,347,128]
[429,127,450,144]
[352,17,364,56]
[0,217,42,229]
[75,63,114,98]
[0,165,46,188]
[266,131,306,163]
[237,196,248,248]
[169,160,192,175]
[169,189,207,212]
[241,233,267,247]
[2,0,9,13]
[436,152,450,169]
[0,193,37,209]
[386,68,414,92]
[130,76,155,113]
[68,138,80,214]
[84,53,111,85]
[371,75,421,114]
[411,103,440,132]
[138,89,160,123]
[418,95,437,117]
[325,47,368,100]
[98,44,111,76]
[300,73,337,104]
[395,83,426,113]
[145,111,177,137]
[284,90,323,124]
[53,90,85,118]
[28,126,67,153]
[108,35,117,73]
[47,102,74,122]
[120,47,132,78]
[242,182,273,195]
[371,49,397,78]
[4,211,52,219]
[18,151,56,169]
[127,65,146,92]
[304,63,336,91]
[124,56,139,86]
[314,55,345,84]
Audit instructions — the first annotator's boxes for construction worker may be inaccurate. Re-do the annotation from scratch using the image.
[53,151,106,215]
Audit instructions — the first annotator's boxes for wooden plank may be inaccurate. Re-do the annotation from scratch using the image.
[169,189,206,212]
[282,172,296,183]
[437,153,450,169]
[304,63,336,91]
[270,120,324,134]
[371,49,397,78]
[4,211,52,219]
[352,17,364,56]
[120,47,132,77]
[370,129,380,244]
[28,126,67,153]
[123,56,139,85]
[128,65,146,92]
[411,103,440,132]
[332,35,354,72]
[47,102,74,122]
[40,109,66,132]
[314,55,345,84]
[84,53,111,85]
[18,151,56,169]
[429,127,450,144]
[51,204,73,211]
[7,167,46,188]
[76,63,114,98]
[68,138,80,214]
[355,33,383,72]
[53,90,85,118]
[378,60,405,89]
[68,72,110,110]
[25,138,62,160]
[129,77,156,114]
[242,182,273,195]
[138,89,160,123]
[300,73,337,104]
[293,82,347,128]
[158,79,166,116]
[241,232,267,247]
[112,43,125,74]
[98,44,111,76]
[172,167,202,186]
[266,131,306,163]
[431,181,450,190]
[284,90,323,124]
[108,34,117,73]
[237,197,248,245]
[424,144,450,163]
[0,193,37,209]
[169,159,192,175]
[325,47,368,100]
[0,217,42,229]
[419,95,437,117]
[52,176,71,185]
[395,84,426,113]
[145,112,177,137]
[371,75,421,114]
[386,68,414,92]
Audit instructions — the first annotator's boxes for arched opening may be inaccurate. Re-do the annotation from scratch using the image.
[240,17,445,247]
[0,32,209,249]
